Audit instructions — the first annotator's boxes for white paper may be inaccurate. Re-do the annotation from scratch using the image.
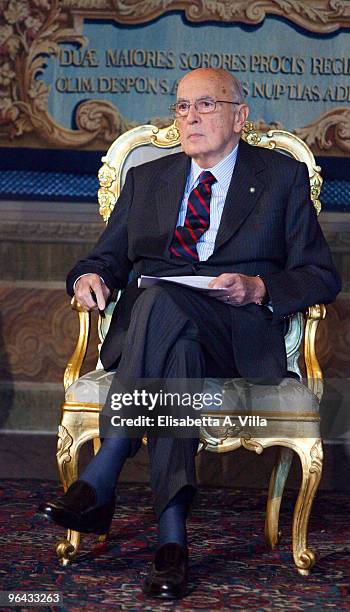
[138,275,227,296]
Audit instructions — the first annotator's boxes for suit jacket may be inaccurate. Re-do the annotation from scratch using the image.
[67,139,341,377]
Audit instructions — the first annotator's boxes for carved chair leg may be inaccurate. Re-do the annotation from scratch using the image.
[55,409,109,563]
[265,446,293,548]
[56,530,81,567]
[55,423,83,565]
[56,423,79,492]
[292,439,323,576]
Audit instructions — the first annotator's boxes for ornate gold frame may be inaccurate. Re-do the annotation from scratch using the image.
[0,0,349,152]
[52,0,350,32]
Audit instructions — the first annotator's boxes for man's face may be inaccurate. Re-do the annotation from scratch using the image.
[176,71,248,168]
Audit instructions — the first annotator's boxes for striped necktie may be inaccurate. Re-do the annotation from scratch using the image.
[170,171,216,261]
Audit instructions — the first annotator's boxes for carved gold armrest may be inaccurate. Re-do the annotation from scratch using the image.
[63,297,91,391]
[304,304,326,401]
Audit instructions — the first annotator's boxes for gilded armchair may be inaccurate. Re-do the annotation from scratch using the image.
[56,121,326,576]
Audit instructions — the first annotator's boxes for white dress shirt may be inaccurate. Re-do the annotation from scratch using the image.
[176,143,239,260]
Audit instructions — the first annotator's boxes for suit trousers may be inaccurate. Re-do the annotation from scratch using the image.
[100,283,241,518]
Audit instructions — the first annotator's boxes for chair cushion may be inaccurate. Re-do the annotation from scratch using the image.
[66,371,318,416]
[204,377,319,417]
[201,378,320,442]
[65,370,116,405]
[66,372,320,441]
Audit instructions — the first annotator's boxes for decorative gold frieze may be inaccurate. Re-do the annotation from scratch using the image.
[111,0,349,33]
[0,0,134,149]
[0,0,349,152]
[295,107,350,155]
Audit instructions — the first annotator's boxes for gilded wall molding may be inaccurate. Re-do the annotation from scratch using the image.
[253,110,350,157]
[0,0,135,149]
[61,0,350,33]
[0,0,349,151]
[295,108,350,155]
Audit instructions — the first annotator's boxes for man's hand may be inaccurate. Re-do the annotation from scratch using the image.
[74,274,111,312]
[208,273,267,306]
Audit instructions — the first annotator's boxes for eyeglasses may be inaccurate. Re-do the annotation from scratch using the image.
[170,98,241,117]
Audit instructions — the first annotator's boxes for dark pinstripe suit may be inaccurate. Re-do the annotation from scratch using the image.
[67,139,340,516]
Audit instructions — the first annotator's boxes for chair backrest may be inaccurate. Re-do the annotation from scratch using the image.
[97,121,322,222]
[95,121,323,379]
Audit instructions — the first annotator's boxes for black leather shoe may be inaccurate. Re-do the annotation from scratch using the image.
[37,481,115,534]
[142,543,188,599]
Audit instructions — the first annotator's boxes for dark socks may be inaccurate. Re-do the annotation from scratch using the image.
[157,486,195,549]
[79,437,133,506]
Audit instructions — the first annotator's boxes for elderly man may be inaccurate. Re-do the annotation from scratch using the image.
[38,68,340,599]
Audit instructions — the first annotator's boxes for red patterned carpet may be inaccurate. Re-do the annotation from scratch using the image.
[0,480,349,610]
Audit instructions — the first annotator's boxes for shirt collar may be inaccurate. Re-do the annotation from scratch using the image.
[188,142,239,192]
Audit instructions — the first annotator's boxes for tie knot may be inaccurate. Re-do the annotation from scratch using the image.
[198,171,216,186]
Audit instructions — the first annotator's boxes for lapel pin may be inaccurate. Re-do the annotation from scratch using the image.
[249,187,255,193]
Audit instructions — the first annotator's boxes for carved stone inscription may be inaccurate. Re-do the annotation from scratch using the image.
[0,1,349,153]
